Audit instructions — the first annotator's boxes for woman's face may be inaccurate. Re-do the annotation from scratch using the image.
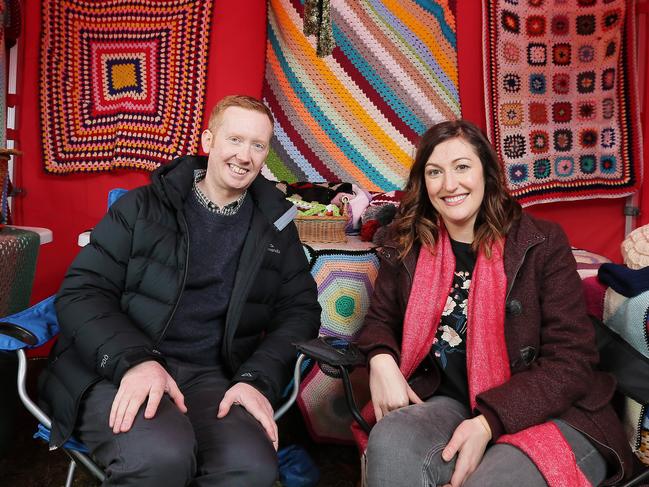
[424,137,485,243]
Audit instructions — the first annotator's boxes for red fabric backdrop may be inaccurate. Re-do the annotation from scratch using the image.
[11,0,649,304]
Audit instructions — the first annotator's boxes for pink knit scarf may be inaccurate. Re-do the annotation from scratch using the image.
[353,230,591,486]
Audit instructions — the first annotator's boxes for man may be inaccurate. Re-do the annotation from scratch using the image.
[39,95,321,486]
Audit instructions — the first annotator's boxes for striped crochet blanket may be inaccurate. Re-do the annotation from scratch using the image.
[263,0,460,191]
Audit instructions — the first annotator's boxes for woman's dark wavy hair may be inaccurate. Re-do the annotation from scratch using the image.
[395,119,521,259]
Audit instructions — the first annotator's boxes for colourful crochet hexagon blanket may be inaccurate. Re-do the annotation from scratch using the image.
[40,0,213,173]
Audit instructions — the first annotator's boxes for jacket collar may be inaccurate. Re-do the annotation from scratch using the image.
[151,155,294,229]
[503,213,546,285]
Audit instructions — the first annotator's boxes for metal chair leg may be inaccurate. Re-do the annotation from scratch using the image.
[65,459,76,487]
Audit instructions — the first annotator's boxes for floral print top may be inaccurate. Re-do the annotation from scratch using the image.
[430,239,476,407]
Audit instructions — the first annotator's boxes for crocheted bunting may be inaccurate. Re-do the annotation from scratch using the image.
[483,0,643,206]
[40,0,213,173]
[298,248,379,443]
[262,0,460,191]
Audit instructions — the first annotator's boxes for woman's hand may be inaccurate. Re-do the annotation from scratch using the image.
[442,415,492,487]
[369,353,422,421]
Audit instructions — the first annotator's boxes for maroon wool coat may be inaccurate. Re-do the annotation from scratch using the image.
[357,212,635,485]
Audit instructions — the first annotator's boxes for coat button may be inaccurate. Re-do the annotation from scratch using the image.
[506,299,523,316]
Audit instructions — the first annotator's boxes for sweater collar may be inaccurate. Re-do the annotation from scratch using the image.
[151,155,293,229]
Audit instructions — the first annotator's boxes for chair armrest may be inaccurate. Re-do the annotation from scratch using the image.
[0,322,39,348]
[294,337,371,434]
[294,336,365,369]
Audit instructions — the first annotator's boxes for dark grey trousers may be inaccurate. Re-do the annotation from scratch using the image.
[365,396,607,487]
[76,358,277,487]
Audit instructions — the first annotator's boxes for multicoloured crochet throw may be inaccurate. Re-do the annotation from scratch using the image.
[484,0,643,206]
[263,0,460,191]
[298,247,379,442]
[40,0,213,173]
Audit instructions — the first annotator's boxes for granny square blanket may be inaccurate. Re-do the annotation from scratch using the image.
[483,0,643,206]
[40,0,213,173]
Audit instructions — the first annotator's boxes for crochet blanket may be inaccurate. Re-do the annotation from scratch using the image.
[297,246,379,442]
[40,0,213,173]
[262,0,460,191]
[483,0,643,206]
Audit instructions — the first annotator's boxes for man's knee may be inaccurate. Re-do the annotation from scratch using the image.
[136,435,197,480]
[99,410,197,485]
[238,455,278,487]
[195,406,278,486]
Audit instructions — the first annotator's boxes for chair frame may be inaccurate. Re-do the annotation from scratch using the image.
[2,319,306,487]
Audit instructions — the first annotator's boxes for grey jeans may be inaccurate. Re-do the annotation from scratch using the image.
[76,358,278,487]
[365,396,607,487]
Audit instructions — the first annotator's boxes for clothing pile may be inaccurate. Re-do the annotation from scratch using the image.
[275,182,407,244]
[597,225,649,467]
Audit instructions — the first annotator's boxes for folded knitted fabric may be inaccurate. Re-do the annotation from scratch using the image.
[598,263,649,298]
[622,225,649,270]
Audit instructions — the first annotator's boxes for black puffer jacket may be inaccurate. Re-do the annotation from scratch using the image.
[39,155,321,448]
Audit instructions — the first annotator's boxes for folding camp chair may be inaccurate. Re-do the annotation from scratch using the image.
[0,188,311,486]
[295,336,649,487]
[0,298,308,486]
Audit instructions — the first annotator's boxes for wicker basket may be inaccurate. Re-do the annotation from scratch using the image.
[294,199,348,244]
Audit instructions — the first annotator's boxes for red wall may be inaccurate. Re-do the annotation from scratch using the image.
[13,2,649,304]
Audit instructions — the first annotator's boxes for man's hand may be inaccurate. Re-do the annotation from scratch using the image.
[441,415,492,487]
[218,382,278,450]
[369,353,422,421]
[109,360,186,434]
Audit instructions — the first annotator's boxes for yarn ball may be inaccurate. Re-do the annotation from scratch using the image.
[360,205,382,225]
[373,225,389,246]
[360,219,380,241]
[375,204,397,226]
[621,225,649,270]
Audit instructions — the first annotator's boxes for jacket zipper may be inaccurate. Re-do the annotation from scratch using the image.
[403,256,413,288]
[153,210,190,349]
[644,307,649,367]
[635,404,646,451]
[223,227,274,365]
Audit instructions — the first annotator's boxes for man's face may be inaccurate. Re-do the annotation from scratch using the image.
[201,106,273,201]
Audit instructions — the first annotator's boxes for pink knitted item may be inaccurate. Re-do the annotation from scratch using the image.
[353,230,591,486]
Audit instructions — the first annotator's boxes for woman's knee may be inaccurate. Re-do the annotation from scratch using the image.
[368,398,467,457]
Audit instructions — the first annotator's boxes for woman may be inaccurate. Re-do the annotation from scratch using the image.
[355,120,634,487]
